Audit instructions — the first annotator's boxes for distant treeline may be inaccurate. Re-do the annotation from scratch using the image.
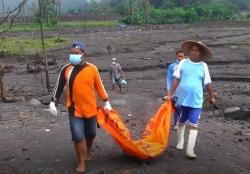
[121,2,240,25]
[1,0,250,26]
[74,0,250,25]
[0,14,119,24]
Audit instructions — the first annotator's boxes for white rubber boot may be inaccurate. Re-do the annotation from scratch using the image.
[186,129,198,159]
[176,125,185,150]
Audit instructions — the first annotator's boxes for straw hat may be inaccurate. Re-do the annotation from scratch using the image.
[181,40,212,59]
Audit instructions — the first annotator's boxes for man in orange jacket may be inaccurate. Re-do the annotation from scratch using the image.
[48,41,112,173]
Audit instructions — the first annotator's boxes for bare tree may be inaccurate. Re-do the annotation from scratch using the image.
[142,0,149,31]
[8,1,25,29]
[0,64,5,100]
[55,0,62,35]
[0,65,13,102]
[0,1,29,102]
[39,0,50,92]
[0,0,29,27]
[83,10,87,33]
[0,0,51,92]
[22,1,26,31]
[1,0,4,17]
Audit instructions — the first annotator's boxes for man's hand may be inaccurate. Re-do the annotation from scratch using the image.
[104,101,112,112]
[209,96,216,107]
[49,102,57,116]
[121,74,125,79]
[163,95,172,101]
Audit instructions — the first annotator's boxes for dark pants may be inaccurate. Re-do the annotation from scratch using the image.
[112,77,122,91]
[173,105,181,126]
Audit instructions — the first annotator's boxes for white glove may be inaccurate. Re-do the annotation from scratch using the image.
[104,101,112,111]
[49,102,57,116]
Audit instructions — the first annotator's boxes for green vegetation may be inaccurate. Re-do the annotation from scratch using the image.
[2,0,248,32]
[0,20,119,32]
[61,20,119,28]
[0,36,70,56]
[120,1,239,25]
[219,0,250,10]
[32,0,59,27]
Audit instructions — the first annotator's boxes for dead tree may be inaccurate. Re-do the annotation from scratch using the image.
[8,2,24,29]
[1,0,5,17]
[21,1,26,31]
[142,0,149,31]
[0,0,51,93]
[39,0,50,92]
[0,0,29,27]
[0,64,13,102]
[55,0,62,36]
[0,64,4,99]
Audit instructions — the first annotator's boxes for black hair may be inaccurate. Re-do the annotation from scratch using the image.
[176,50,184,55]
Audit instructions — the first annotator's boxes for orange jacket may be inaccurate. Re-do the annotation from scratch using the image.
[52,62,109,118]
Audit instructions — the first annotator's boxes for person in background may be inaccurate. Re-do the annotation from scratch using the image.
[109,57,125,92]
[166,50,185,130]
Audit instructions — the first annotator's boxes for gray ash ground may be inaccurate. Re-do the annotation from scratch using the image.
[0,23,250,174]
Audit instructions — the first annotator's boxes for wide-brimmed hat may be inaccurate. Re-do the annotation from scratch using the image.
[181,40,212,59]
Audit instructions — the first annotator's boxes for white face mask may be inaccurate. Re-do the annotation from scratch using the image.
[112,62,116,64]
[69,54,84,65]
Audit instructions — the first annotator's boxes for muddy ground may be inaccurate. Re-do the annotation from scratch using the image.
[0,22,250,174]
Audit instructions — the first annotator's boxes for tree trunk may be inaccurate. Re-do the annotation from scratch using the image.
[129,0,133,24]
[143,0,149,31]
[0,64,4,100]
[58,3,61,35]
[39,0,50,92]
[0,64,13,102]
[22,3,26,31]
[2,0,4,17]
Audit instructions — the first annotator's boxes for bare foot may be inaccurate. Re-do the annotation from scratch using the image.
[76,162,86,173]
[85,152,93,161]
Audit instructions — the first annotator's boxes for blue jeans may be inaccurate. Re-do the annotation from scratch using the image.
[69,115,96,142]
